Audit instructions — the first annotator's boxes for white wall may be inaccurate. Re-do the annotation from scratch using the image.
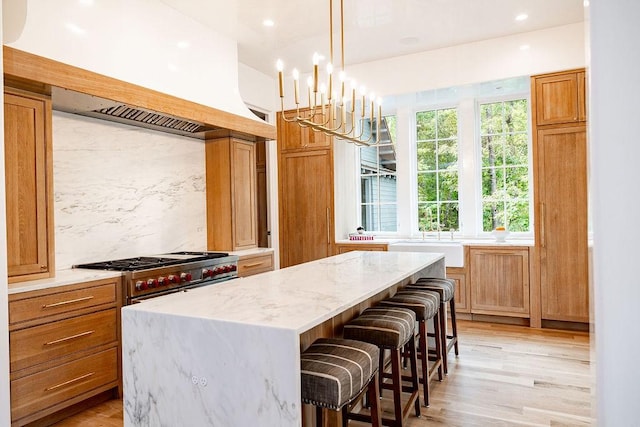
[590,1,640,424]
[5,0,258,121]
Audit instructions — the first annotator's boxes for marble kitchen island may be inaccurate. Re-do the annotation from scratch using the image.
[121,251,444,426]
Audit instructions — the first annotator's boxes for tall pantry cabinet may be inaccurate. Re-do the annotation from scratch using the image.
[277,109,334,267]
[531,69,589,323]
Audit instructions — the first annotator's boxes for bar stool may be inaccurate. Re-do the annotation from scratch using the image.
[407,277,459,374]
[378,290,443,407]
[343,307,421,427]
[300,337,382,426]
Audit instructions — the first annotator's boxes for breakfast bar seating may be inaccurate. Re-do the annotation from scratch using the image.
[379,289,444,407]
[407,277,459,374]
[301,338,382,426]
[343,306,421,427]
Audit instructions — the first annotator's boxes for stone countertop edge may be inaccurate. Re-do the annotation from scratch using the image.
[8,268,124,294]
[121,251,445,334]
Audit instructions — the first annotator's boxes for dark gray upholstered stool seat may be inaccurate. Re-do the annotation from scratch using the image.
[407,277,459,374]
[344,307,421,427]
[379,290,444,407]
[301,338,382,426]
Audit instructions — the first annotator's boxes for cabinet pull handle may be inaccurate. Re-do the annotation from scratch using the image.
[327,208,331,244]
[44,330,95,346]
[45,372,95,391]
[540,203,546,248]
[42,296,94,309]
[243,262,264,268]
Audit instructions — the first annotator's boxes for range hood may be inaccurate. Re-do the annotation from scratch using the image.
[52,87,219,139]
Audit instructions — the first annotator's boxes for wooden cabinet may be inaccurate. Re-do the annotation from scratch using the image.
[8,277,122,426]
[533,69,587,126]
[278,108,332,152]
[534,127,589,322]
[469,247,530,317]
[334,243,388,254]
[446,267,469,314]
[532,69,589,324]
[4,88,54,283]
[278,110,334,268]
[237,252,274,277]
[256,140,269,248]
[206,137,258,251]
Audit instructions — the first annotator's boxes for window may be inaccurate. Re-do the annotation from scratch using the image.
[359,115,397,232]
[416,108,459,233]
[479,98,530,231]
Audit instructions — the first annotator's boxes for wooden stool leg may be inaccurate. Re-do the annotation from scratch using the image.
[316,405,323,427]
[368,373,382,427]
[433,310,444,381]
[438,300,448,375]
[407,335,421,418]
[418,320,430,407]
[390,349,404,426]
[450,298,459,356]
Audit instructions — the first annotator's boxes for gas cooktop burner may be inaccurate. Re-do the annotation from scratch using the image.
[74,252,230,271]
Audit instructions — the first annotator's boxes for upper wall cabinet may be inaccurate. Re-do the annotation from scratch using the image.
[205,137,258,251]
[277,108,332,152]
[533,69,587,125]
[4,89,55,283]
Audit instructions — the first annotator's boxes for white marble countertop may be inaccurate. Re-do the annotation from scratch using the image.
[123,250,443,334]
[336,237,534,246]
[228,247,274,257]
[8,268,123,294]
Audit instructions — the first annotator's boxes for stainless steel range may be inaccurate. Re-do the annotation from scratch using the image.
[74,251,238,304]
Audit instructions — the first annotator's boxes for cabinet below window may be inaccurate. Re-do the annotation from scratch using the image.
[468,246,530,318]
[334,243,389,254]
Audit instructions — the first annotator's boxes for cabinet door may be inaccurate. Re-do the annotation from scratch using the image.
[279,149,334,267]
[4,92,51,278]
[534,73,580,125]
[577,71,587,122]
[232,140,258,249]
[446,268,469,314]
[277,110,332,152]
[469,248,530,317]
[536,126,589,322]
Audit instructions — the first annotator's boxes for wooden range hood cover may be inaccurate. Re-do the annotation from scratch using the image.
[2,46,276,141]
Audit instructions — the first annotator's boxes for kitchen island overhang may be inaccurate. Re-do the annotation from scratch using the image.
[121,251,445,426]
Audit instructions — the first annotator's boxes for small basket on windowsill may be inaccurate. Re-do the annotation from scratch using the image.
[348,233,374,241]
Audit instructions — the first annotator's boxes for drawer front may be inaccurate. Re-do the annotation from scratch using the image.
[10,283,117,325]
[10,309,117,372]
[238,254,274,277]
[11,347,118,421]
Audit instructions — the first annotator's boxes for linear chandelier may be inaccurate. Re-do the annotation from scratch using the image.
[276,0,382,146]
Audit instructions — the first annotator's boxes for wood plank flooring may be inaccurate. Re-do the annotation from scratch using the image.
[51,320,593,426]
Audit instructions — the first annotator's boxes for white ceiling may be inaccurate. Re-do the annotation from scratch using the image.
[166,0,587,76]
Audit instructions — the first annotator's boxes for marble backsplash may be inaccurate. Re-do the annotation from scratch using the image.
[53,111,207,269]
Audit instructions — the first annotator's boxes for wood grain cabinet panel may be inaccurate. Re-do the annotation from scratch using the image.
[8,278,121,426]
[533,70,587,126]
[469,247,530,317]
[446,268,469,314]
[206,137,258,251]
[237,253,274,277]
[532,68,589,325]
[334,243,388,254]
[277,109,332,152]
[4,89,54,283]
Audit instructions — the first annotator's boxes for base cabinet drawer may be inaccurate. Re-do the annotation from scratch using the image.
[238,253,274,277]
[10,309,117,372]
[11,347,118,422]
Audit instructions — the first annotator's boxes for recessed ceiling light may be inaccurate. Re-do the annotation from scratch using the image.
[263,19,275,27]
[515,13,528,22]
[177,41,190,49]
[583,0,590,6]
[520,44,530,51]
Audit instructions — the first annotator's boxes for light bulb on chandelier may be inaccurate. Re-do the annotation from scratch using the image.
[276,0,383,146]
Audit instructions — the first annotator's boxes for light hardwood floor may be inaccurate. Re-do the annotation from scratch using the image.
[52,320,593,426]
